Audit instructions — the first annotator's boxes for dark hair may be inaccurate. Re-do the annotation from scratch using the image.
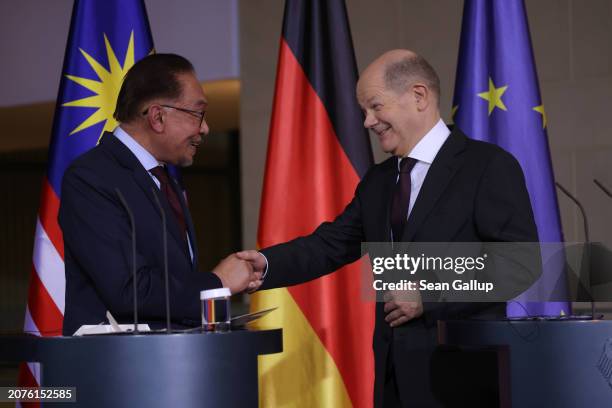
[114,53,195,123]
[384,54,441,104]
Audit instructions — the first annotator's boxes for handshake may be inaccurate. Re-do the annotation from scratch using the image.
[211,250,267,294]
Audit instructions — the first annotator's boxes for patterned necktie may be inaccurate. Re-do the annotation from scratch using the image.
[391,157,417,242]
[150,166,188,244]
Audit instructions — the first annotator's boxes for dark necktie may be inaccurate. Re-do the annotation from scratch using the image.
[150,166,188,245]
[391,157,417,242]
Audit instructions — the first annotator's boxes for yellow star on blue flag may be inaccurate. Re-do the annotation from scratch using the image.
[533,104,547,129]
[478,77,508,115]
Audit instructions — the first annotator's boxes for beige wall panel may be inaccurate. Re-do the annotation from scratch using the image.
[571,0,612,78]
[572,76,612,147]
[540,80,575,151]
[582,76,612,146]
[551,149,579,241]
[541,76,612,151]
[240,0,284,248]
[346,0,403,69]
[575,148,612,246]
[526,0,571,82]
[240,109,275,246]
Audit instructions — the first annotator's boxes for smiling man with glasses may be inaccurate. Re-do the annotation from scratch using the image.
[58,53,261,335]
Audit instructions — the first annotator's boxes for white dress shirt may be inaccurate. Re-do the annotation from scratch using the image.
[113,126,194,260]
[399,118,451,219]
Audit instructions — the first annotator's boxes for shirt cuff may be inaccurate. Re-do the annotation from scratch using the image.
[259,251,269,280]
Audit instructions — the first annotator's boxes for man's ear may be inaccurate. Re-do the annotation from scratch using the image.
[146,105,165,132]
[413,83,430,111]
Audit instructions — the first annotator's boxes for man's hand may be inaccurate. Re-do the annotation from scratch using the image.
[235,250,267,293]
[246,271,263,293]
[235,250,267,274]
[212,254,255,294]
[383,289,423,327]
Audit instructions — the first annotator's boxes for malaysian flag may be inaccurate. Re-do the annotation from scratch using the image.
[18,0,154,400]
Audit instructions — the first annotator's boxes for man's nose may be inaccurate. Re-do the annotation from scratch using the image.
[200,118,210,136]
[363,111,377,128]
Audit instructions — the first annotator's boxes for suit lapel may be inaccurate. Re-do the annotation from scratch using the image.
[402,129,467,242]
[100,132,192,259]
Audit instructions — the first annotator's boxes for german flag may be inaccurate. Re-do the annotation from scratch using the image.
[250,0,375,406]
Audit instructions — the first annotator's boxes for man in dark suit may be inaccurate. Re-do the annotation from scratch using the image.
[239,49,538,407]
[60,54,258,336]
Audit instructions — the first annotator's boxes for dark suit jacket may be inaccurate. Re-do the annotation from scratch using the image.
[260,128,538,407]
[59,132,221,336]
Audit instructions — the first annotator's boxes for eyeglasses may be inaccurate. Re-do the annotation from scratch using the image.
[142,104,206,127]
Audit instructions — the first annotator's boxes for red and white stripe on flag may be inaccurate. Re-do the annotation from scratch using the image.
[18,182,65,401]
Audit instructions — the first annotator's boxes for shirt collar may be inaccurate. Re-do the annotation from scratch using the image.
[113,126,161,171]
[404,118,451,165]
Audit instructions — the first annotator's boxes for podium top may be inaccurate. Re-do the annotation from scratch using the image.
[0,328,283,364]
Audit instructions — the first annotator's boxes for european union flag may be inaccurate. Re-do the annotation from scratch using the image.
[452,0,570,316]
[48,0,154,197]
